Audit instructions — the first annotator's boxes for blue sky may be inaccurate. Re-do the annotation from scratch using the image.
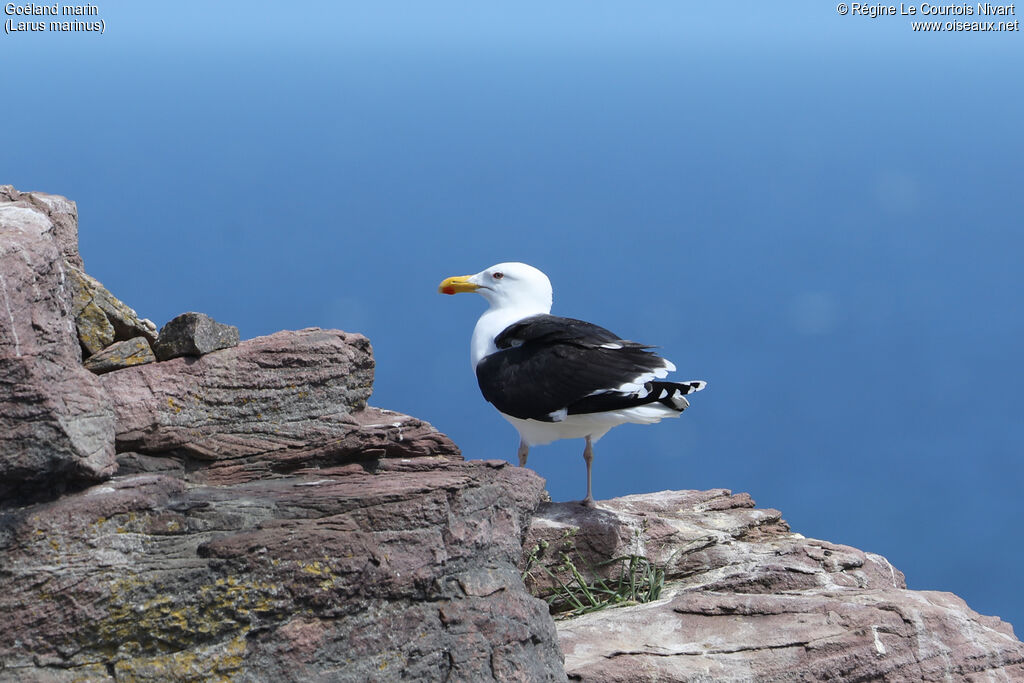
[5,2,1023,632]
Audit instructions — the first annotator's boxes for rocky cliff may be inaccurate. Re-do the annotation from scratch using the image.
[2,187,1022,682]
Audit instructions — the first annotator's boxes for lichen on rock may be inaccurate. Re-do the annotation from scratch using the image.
[84,336,157,374]
[68,265,158,358]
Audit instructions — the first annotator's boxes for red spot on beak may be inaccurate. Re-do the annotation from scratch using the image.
[442,286,456,295]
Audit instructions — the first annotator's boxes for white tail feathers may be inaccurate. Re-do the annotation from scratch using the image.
[675,380,707,395]
[668,393,691,411]
[662,380,706,411]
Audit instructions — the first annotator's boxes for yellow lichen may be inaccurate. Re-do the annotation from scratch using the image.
[93,574,279,661]
[67,663,114,683]
[297,561,338,591]
[299,561,330,576]
[113,633,247,683]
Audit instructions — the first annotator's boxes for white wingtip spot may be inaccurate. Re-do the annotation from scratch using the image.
[609,381,644,394]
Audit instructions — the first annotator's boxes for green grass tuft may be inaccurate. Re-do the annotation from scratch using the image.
[523,543,665,619]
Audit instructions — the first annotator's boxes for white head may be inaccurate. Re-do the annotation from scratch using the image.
[439,262,553,314]
[440,262,554,368]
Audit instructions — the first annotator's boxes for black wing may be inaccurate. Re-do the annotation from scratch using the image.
[475,314,674,421]
[494,315,633,350]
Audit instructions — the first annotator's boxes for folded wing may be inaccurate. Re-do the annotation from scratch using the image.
[475,314,699,422]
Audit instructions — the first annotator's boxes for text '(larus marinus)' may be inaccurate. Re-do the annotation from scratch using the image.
[438,262,707,506]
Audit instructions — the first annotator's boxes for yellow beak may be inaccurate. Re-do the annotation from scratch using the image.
[438,275,479,295]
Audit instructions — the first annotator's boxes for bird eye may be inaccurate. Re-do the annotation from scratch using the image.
[492,272,504,280]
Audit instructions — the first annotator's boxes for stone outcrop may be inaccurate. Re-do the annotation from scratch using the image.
[2,187,1022,682]
[0,456,564,682]
[0,188,116,502]
[152,312,239,361]
[0,185,83,270]
[0,188,566,681]
[68,266,158,356]
[101,328,373,462]
[525,491,1024,681]
[83,336,156,375]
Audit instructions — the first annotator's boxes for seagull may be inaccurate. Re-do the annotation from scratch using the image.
[439,262,706,506]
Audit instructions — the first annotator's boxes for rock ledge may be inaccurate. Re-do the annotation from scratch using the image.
[524,490,1024,682]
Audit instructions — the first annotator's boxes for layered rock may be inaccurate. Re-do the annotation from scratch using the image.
[0,188,566,681]
[0,188,116,501]
[0,457,564,682]
[98,325,463,485]
[101,328,373,460]
[525,491,1024,681]
[1,321,566,681]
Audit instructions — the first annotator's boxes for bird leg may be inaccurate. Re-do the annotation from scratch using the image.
[517,439,530,467]
[580,435,596,507]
